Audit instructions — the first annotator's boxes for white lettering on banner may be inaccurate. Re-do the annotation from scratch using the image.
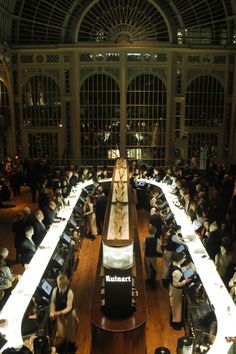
[105,275,131,283]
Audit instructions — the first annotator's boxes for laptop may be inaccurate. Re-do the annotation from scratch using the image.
[62,232,71,244]
[40,279,53,298]
[69,218,78,228]
[176,245,185,253]
[54,253,64,267]
[183,268,194,279]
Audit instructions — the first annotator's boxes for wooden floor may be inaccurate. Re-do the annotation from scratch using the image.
[0,187,183,354]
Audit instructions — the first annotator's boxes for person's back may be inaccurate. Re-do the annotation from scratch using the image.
[38,188,51,210]
[205,222,221,260]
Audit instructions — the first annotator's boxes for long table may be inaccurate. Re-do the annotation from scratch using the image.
[1,177,235,353]
[0,180,94,352]
[139,179,236,354]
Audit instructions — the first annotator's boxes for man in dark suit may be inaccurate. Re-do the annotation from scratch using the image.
[21,225,37,265]
[32,209,47,247]
[150,208,163,239]
[23,207,35,227]
[95,186,107,234]
[43,200,60,227]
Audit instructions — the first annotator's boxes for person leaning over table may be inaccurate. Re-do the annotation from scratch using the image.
[49,274,79,354]
[169,251,192,330]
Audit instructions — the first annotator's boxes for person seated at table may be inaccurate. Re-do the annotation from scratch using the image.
[20,225,37,266]
[60,178,71,199]
[152,166,163,182]
[32,209,47,248]
[54,190,66,210]
[43,200,62,228]
[69,171,79,187]
[162,168,174,185]
[186,201,198,222]
[181,192,195,214]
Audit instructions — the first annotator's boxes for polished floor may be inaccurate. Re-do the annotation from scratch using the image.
[0,186,183,354]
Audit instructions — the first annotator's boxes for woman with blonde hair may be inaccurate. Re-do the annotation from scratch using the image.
[49,274,79,353]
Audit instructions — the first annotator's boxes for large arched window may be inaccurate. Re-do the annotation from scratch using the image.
[80,74,120,162]
[22,75,61,127]
[28,133,59,159]
[185,75,224,127]
[187,133,218,162]
[77,0,170,43]
[0,80,10,128]
[126,74,167,164]
[0,80,10,158]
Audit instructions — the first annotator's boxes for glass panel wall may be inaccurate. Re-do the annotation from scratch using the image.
[185,75,224,127]
[28,133,59,159]
[126,74,167,164]
[22,75,61,127]
[80,74,120,162]
[0,80,10,158]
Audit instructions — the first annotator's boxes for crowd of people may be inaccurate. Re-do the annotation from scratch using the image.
[136,161,236,332]
[0,156,235,351]
[0,158,112,353]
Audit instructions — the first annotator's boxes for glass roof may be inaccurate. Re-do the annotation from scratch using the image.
[0,0,235,45]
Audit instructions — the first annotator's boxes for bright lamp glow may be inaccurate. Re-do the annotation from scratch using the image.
[103,242,133,269]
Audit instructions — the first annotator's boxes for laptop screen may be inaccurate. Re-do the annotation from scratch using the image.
[69,219,77,228]
[62,233,71,243]
[176,245,185,253]
[79,196,85,203]
[41,279,53,297]
[54,254,64,266]
[183,268,194,279]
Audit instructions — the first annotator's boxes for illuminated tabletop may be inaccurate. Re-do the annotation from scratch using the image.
[0,180,94,352]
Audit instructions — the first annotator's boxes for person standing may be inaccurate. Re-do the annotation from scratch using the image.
[12,212,25,263]
[95,186,107,235]
[143,226,161,288]
[83,196,98,240]
[49,274,79,354]
[215,241,232,280]
[169,252,191,330]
